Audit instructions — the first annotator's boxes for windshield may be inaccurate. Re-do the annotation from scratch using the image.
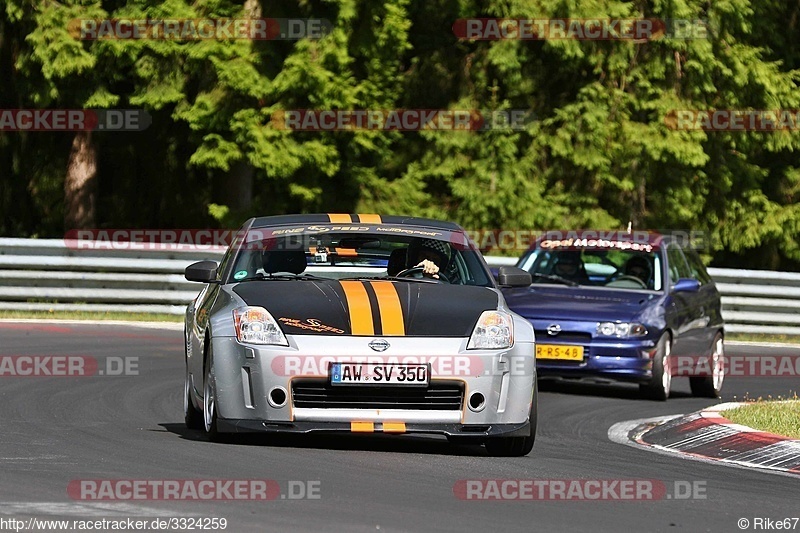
[225,228,494,287]
[519,247,663,291]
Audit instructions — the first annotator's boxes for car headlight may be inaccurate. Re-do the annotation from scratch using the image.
[233,306,288,346]
[467,310,514,349]
[596,322,647,338]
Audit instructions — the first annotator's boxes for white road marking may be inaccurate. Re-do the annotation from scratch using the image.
[0,501,186,517]
[0,319,182,330]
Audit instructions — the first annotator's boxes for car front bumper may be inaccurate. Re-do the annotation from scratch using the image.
[216,419,533,438]
[202,335,536,435]
[535,337,658,383]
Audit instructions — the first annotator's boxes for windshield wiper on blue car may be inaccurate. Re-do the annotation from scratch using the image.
[531,273,579,287]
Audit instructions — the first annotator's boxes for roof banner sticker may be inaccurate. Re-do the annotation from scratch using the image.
[539,231,654,253]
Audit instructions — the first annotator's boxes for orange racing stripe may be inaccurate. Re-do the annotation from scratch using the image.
[351,421,375,433]
[382,422,406,433]
[340,281,374,335]
[327,213,352,223]
[358,214,382,223]
[369,281,405,336]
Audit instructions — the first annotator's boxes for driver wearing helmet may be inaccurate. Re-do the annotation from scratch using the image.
[624,255,652,285]
[406,239,451,279]
[551,251,589,283]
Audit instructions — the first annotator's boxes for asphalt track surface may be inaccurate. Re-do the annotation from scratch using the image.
[0,322,797,533]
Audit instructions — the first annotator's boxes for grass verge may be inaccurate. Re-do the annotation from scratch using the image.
[726,332,800,344]
[723,399,800,439]
[0,310,182,322]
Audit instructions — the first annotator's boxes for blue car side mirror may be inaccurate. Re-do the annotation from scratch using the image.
[672,278,700,293]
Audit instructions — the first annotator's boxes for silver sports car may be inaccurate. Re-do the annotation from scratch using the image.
[183,214,537,456]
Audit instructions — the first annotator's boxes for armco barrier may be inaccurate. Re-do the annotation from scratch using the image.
[0,238,225,315]
[0,238,796,334]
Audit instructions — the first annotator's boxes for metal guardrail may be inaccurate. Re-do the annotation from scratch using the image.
[0,238,223,315]
[0,238,796,334]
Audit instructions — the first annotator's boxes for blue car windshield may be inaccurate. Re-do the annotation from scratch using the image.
[519,248,663,290]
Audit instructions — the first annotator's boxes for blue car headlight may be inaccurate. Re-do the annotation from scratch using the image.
[596,322,647,338]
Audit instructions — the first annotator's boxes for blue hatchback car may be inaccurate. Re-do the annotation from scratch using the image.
[501,231,724,400]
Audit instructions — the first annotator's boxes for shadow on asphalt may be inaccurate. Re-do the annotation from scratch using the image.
[537,377,694,401]
[159,423,501,456]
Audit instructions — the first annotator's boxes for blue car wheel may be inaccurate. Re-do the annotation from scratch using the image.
[640,334,672,401]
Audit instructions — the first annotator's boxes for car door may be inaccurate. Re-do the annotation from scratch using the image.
[665,243,705,357]
[683,247,722,351]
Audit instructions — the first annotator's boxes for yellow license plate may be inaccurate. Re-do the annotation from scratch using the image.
[536,344,584,361]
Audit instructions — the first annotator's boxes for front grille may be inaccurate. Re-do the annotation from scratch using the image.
[535,331,592,343]
[291,379,464,410]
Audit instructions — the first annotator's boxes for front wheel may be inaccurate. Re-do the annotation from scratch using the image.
[184,362,203,430]
[640,334,672,401]
[485,380,537,457]
[203,346,223,441]
[689,333,724,398]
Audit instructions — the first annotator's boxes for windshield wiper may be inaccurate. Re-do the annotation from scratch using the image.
[532,273,579,287]
[383,276,438,284]
[235,273,319,282]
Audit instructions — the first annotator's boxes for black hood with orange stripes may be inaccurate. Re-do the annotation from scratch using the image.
[232,279,499,337]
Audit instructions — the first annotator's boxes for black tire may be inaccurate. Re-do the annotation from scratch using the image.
[640,334,672,401]
[203,346,223,441]
[184,330,204,430]
[184,361,203,430]
[689,333,724,398]
[485,380,537,457]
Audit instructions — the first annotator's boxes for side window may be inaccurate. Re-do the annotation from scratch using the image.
[216,244,237,282]
[219,223,251,282]
[518,251,544,272]
[684,249,712,285]
[666,244,691,284]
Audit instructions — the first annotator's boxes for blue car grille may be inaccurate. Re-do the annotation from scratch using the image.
[535,331,592,344]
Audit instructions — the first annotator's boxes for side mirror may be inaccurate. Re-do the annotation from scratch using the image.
[185,261,219,283]
[672,278,700,293]
[497,266,532,287]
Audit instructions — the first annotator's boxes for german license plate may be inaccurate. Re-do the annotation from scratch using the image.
[330,363,429,386]
[535,344,584,361]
